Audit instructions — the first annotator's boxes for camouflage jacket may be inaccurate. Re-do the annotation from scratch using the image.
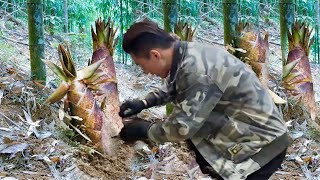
[144,41,290,179]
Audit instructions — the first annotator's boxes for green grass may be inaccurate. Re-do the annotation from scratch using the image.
[308,127,320,143]
[0,39,18,64]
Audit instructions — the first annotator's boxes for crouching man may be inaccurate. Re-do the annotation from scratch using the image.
[118,19,291,180]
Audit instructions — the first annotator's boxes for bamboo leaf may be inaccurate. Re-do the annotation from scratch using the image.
[83,71,105,84]
[267,89,286,104]
[87,84,103,92]
[282,71,301,83]
[92,77,117,86]
[43,60,68,82]
[282,58,301,78]
[45,82,69,104]
[58,45,76,79]
[77,59,104,80]
[65,46,77,76]
[100,97,107,111]
[307,37,314,55]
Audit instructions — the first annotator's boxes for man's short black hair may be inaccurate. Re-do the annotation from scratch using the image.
[123,19,175,58]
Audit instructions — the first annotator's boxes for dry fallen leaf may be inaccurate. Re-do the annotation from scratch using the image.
[0,172,8,177]
[22,110,42,137]
[2,137,13,144]
[50,156,61,164]
[0,142,28,156]
[0,127,13,139]
[303,156,312,164]
[33,80,46,89]
[290,131,304,140]
[6,67,16,75]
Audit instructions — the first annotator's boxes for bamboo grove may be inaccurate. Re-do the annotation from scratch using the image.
[1,0,319,153]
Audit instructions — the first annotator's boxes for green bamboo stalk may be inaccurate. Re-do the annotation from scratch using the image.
[131,0,138,19]
[315,0,320,64]
[223,0,239,46]
[49,8,55,35]
[202,0,209,14]
[254,1,260,28]
[163,0,178,32]
[120,0,124,64]
[316,26,320,64]
[314,3,318,64]
[143,0,148,13]
[279,0,295,66]
[63,0,68,33]
[124,0,130,65]
[162,0,178,115]
[27,0,46,84]
[7,0,13,13]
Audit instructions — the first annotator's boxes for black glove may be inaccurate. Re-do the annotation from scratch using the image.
[119,99,146,118]
[120,119,151,142]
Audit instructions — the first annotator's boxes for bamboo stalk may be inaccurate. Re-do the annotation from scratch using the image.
[315,0,320,64]
[279,0,295,66]
[27,0,46,85]
[223,0,239,46]
[163,0,178,32]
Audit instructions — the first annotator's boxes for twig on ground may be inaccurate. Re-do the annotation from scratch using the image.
[0,35,28,46]
[0,111,20,127]
[303,110,320,132]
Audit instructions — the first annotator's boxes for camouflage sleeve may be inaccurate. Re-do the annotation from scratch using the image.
[143,82,173,108]
[148,71,224,143]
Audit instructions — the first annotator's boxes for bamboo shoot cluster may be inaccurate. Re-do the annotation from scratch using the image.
[174,20,196,41]
[282,21,317,120]
[234,21,270,87]
[45,18,123,154]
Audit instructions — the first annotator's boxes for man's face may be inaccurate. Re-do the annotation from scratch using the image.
[131,50,170,78]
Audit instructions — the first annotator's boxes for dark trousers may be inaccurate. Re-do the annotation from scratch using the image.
[186,140,287,180]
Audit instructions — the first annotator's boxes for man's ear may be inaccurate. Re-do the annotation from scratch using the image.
[150,50,161,59]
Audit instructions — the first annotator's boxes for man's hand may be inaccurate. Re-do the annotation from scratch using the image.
[119,99,146,118]
[120,119,151,142]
